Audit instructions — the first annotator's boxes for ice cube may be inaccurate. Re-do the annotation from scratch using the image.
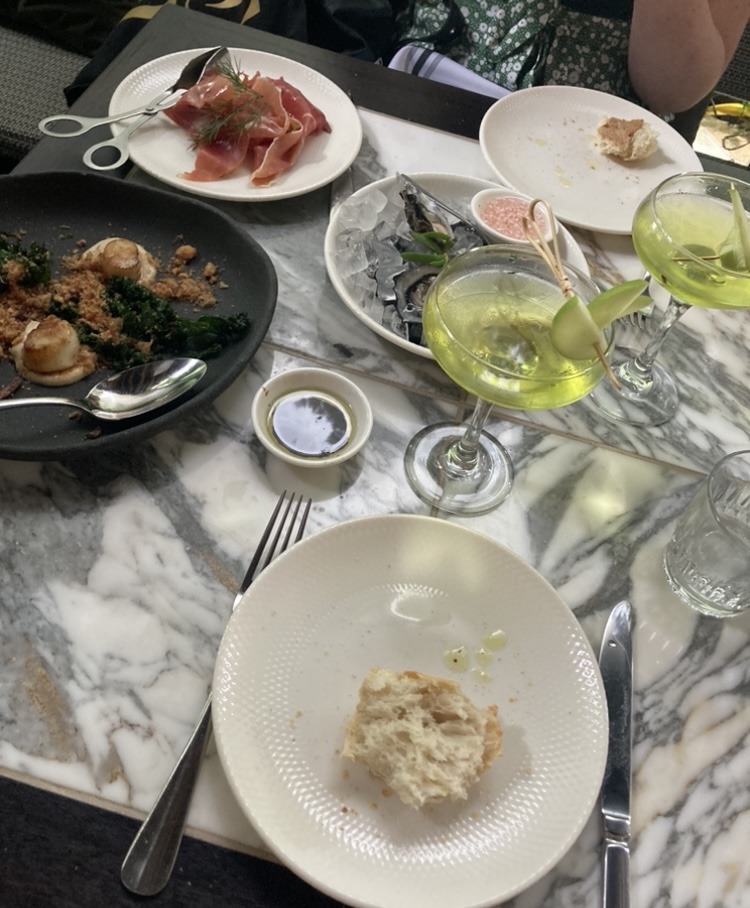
[333,235,369,280]
[337,190,387,233]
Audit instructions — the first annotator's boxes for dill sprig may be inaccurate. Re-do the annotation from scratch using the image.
[215,58,249,92]
[190,58,267,148]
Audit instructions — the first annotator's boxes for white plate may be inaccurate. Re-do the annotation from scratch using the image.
[109,48,362,201]
[324,172,590,360]
[479,86,703,234]
[213,515,608,908]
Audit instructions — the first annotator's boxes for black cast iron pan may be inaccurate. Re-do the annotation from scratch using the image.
[0,172,277,460]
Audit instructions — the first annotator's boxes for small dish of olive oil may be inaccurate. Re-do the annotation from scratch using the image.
[251,367,373,467]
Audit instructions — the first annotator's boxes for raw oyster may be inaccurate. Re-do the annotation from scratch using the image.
[362,174,486,347]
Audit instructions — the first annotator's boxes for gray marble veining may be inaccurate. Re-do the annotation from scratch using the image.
[1,108,749,907]
[125,109,750,473]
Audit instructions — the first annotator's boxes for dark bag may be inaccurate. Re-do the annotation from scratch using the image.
[65,0,409,103]
[307,0,409,61]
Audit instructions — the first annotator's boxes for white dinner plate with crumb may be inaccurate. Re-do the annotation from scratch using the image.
[213,514,608,908]
[324,171,591,360]
[479,85,703,234]
[108,48,362,201]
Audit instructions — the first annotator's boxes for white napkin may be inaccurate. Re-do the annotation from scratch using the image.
[389,45,512,100]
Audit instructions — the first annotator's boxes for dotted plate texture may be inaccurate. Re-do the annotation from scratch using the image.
[213,514,608,908]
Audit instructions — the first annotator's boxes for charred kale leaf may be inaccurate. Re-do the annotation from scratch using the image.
[75,328,149,372]
[0,232,50,289]
[102,277,250,366]
[2,236,250,371]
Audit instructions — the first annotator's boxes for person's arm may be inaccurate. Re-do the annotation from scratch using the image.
[628,0,750,113]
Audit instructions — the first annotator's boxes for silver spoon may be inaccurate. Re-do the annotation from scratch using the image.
[0,357,207,421]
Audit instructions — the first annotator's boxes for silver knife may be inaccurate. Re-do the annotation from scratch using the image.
[599,600,634,908]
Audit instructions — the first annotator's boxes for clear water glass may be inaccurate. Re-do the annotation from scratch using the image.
[664,450,750,617]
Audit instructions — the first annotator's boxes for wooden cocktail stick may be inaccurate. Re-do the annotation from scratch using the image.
[523,200,621,390]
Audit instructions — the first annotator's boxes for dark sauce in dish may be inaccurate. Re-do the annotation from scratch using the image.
[269,390,352,457]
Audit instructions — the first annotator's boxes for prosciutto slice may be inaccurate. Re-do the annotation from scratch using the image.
[164,68,331,186]
[270,77,331,137]
[186,132,251,182]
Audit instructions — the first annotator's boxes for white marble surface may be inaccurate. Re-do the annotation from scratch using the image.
[2,108,750,907]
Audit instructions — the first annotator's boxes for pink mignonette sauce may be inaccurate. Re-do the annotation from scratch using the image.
[478,196,549,241]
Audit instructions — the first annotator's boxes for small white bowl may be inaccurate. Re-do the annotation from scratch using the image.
[471,188,556,245]
[251,367,373,468]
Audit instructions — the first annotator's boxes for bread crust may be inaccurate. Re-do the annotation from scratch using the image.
[595,116,658,162]
[342,668,502,809]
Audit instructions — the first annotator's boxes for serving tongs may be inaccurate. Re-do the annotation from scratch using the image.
[38,45,228,170]
[399,173,497,245]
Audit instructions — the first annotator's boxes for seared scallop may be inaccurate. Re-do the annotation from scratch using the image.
[10,316,96,387]
[82,237,158,283]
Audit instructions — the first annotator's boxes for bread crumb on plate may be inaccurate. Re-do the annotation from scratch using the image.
[341,667,502,809]
[595,116,658,162]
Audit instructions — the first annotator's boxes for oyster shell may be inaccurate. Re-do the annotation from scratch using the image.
[394,265,442,345]
[358,175,486,348]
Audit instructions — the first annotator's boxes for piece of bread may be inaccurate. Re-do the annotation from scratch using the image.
[341,668,502,809]
[595,116,658,162]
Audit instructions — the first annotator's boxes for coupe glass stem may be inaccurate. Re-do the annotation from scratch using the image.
[441,398,493,476]
[404,397,513,516]
[591,294,690,426]
[615,297,690,390]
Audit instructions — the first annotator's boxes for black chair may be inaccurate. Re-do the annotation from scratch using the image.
[717,23,750,101]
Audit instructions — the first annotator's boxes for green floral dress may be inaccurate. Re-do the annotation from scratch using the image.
[399,0,638,104]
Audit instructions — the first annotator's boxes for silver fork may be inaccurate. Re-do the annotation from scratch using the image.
[120,490,312,896]
[624,303,654,329]
[623,274,658,328]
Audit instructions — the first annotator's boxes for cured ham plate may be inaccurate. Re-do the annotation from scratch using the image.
[109,48,363,202]
[0,172,277,460]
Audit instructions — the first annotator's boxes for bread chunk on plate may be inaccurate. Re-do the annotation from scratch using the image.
[342,668,502,809]
[595,116,658,162]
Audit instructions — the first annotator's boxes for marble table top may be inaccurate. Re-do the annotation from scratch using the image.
[3,49,750,908]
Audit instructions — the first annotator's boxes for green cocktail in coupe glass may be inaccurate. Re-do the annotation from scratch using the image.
[404,244,612,516]
[592,172,750,427]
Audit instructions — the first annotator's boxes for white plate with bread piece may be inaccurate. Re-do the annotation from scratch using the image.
[213,514,608,908]
[479,85,702,234]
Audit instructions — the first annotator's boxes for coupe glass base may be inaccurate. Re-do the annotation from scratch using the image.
[404,422,514,515]
[589,346,680,427]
